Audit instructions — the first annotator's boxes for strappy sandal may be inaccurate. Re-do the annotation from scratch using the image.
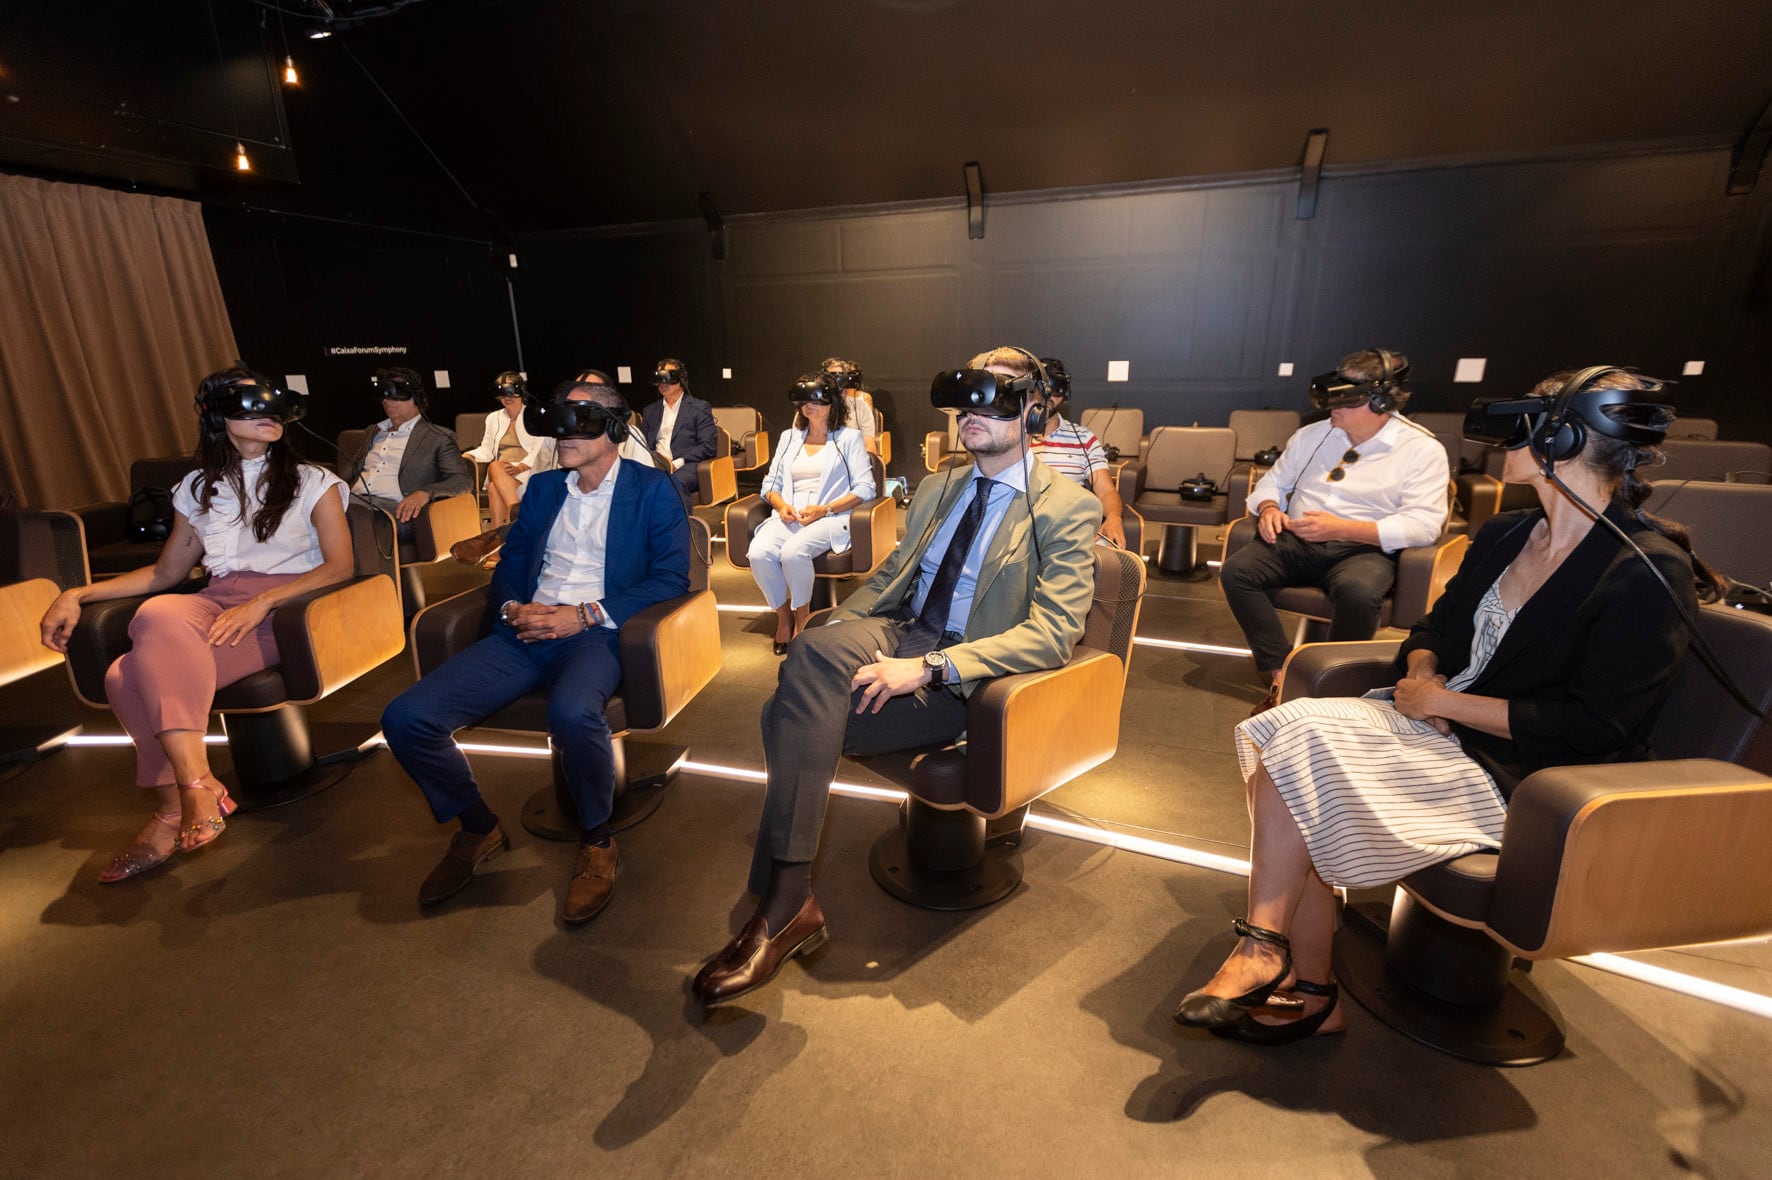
[1212,978,1344,1045]
[178,778,237,853]
[98,812,182,883]
[1174,917,1293,1029]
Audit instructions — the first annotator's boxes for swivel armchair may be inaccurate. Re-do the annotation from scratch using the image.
[723,456,898,611]
[409,518,722,839]
[1282,604,1772,1065]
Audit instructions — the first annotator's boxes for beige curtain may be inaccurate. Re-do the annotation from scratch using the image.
[0,173,239,508]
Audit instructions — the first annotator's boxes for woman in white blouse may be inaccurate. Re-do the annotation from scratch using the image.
[464,371,546,527]
[749,374,877,654]
[38,368,353,883]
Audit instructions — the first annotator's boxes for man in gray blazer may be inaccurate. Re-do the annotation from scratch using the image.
[693,346,1101,1008]
[341,367,475,538]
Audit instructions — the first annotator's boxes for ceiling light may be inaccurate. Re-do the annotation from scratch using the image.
[234,141,252,172]
[282,55,300,85]
[307,28,332,39]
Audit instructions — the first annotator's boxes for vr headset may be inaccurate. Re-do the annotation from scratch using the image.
[653,366,685,387]
[493,371,527,400]
[523,399,628,441]
[1308,354,1411,412]
[929,367,1041,420]
[1463,368,1674,454]
[790,375,840,406]
[196,376,309,425]
[372,373,422,402]
[1040,357,1071,401]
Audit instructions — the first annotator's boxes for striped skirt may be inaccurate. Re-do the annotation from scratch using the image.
[1233,696,1508,888]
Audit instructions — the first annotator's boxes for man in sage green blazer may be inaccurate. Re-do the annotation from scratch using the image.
[694,347,1102,1008]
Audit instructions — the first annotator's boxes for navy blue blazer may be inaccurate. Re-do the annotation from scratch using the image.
[640,393,719,468]
[488,459,690,630]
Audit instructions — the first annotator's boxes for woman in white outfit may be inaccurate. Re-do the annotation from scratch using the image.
[748,373,876,654]
[464,371,546,527]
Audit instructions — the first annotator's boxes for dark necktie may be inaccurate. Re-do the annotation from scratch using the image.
[902,476,995,655]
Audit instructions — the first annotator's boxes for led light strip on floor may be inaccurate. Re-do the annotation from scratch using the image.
[60,738,1765,1019]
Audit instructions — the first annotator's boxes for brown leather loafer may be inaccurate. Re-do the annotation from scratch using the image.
[450,526,509,568]
[1248,683,1282,717]
[419,825,510,906]
[563,839,618,925]
[693,895,828,1007]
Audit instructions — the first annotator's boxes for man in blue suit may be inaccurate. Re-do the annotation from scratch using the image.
[639,357,719,499]
[382,379,690,922]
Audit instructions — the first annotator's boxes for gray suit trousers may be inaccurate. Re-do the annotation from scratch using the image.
[750,615,968,894]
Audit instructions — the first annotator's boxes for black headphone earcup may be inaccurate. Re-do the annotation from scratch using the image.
[1368,388,1396,415]
[1530,417,1584,464]
[608,417,629,445]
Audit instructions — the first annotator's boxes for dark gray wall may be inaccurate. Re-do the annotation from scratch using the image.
[517,146,1772,482]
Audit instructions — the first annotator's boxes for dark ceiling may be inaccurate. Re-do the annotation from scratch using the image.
[6,0,1772,237]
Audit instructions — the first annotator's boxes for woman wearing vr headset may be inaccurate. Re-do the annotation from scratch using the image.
[38,367,352,882]
[464,370,546,529]
[748,373,877,654]
[1175,368,1704,1045]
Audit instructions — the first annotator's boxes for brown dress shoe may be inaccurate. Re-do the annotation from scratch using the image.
[563,839,618,925]
[693,895,828,1007]
[1248,683,1282,717]
[419,825,510,906]
[450,526,509,568]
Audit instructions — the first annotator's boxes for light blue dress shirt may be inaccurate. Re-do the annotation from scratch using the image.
[909,458,1030,637]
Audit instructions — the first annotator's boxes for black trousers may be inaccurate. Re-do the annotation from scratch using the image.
[749,615,968,895]
[1219,532,1398,674]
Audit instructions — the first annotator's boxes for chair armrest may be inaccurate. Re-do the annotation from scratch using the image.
[411,494,482,563]
[1222,516,1258,566]
[1392,533,1470,629]
[64,591,179,706]
[410,585,492,678]
[1483,758,1772,959]
[876,432,892,467]
[618,590,722,731]
[846,497,899,576]
[1456,474,1505,533]
[273,574,404,703]
[74,502,127,552]
[1279,640,1400,702]
[1116,461,1143,505]
[696,455,738,507]
[0,578,63,688]
[964,648,1126,817]
[724,496,770,570]
[922,431,948,473]
[806,607,837,630]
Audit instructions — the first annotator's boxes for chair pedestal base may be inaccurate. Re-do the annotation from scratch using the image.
[1334,891,1566,1066]
[0,722,81,768]
[520,738,686,841]
[1156,525,1200,574]
[220,712,383,811]
[869,798,1021,911]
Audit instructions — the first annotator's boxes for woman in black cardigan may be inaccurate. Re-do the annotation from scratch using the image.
[1174,369,1705,1044]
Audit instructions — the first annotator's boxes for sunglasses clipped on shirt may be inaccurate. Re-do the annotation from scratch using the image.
[1326,448,1361,482]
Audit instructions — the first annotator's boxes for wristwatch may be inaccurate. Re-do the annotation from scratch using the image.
[922,650,950,683]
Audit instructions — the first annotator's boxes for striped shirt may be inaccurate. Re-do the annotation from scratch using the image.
[1031,414,1109,489]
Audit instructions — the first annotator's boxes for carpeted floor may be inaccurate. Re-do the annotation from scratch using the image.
[3,534,1770,1179]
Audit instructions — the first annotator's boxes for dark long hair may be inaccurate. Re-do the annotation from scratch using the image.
[792,374,852,432]
[194,367,304,543]
[1533,369,1725,600]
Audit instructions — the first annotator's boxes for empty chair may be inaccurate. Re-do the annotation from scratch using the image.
[1,508,90,766]
[922,409,963,473]
[1409,412,1489,474]
[1281,604,1772,1064]
[1228,409,1301,461]
[75,456,200,577]
[1664,416,1719,440]
[1080,406,1146,464]
[1127,425,1237,573]
[694,428,740,508]
[1644,479,1772,590]
[711,405,772,474]
[1656,439,1772,484]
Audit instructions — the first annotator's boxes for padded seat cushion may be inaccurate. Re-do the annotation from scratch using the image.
[1132,494,1224,524]
[1271,586,1394,627]
[854,744,976,810]
[1404,853,1499,922]
[213,667,292,712]
[813,549,854,576]
[476,691,629,737]
[88,541,169,576]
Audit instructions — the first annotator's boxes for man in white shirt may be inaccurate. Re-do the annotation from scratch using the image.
[341,367,474,539]
[638,358,718,499]
[381,380,690,923]
[1222,349,1450,712]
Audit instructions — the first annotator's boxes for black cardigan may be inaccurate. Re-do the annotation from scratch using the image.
[1395,500,1695,799]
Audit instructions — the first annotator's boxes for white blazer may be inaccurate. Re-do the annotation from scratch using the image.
[465,409,547,486]
[761,426,876,505]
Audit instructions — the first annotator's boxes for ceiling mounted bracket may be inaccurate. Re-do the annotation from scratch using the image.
[698,191,727,260]
[1296,128,1329,220]
[964,162,985,240]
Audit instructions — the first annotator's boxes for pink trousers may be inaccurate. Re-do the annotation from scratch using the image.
[104,572,298,786]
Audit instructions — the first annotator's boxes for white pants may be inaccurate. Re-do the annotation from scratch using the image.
[748,514,851,608]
